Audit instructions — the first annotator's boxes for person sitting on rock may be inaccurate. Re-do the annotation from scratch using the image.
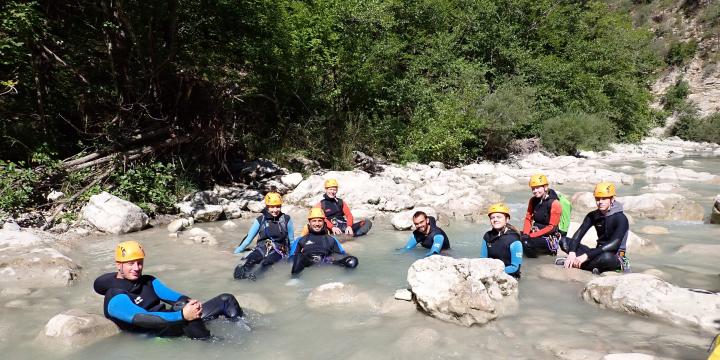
[311,178,372,237]
[233,192,295,280]
[290,207,358,275]
[93,240,243,339]
[558,182,630,274]
[521,174,565,258]
[401,211,450,256]
[481,203,523,279]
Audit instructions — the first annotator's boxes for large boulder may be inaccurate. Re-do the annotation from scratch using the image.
[571,193,704,222]
[645,165,717,182]
[407,256,518,326]
[0,245,80,287]
[391,207,437,230]
[305,282,376,309]
[192,204,224,222]
[81,192,149,234]
[37,309,119,350]
[184,228,218,245]
[582,274,720,333]
[711,195,720,224]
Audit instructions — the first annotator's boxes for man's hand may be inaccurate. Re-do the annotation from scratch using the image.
[344,226,354,236]
[182,299,203,321]
[331,227,342,235]
[564,252,577,269]
[572,254,588,268]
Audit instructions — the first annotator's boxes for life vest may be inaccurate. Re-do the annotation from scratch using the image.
[298,230,340,257]
[320,195,346,223]
[530,189,560,232]
[483,227,521,268]
[413,216,450,250]
[255,210,290,247]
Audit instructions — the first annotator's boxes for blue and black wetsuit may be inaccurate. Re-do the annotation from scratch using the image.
[565,202,629,273]
[289,224,358,275]
[93,273,242,339]
[403,216,450,256]
[481,226,523,279]
[233,209,295,280]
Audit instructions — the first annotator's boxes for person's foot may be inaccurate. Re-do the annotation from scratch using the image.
[592,268,600,275]
[554,257,566,266]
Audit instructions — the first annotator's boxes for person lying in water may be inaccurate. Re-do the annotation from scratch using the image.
[557,182,630,274]
[94,240,243,339]
[289,207,358,275]
[233,192,295,280]
[401,211,450,256]
[481,203,523,279]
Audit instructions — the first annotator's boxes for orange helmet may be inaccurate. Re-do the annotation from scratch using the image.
[487,203,511,218]
[529,174,549,187]
[115,240,145,262]
[593,182,616,197]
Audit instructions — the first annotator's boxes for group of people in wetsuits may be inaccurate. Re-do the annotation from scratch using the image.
[93,174,630,340]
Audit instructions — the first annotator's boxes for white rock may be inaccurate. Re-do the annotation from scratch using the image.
[280,173,303,188]
[461,162,496,177]
[536,264,595,283]
[682,159,701,167]
[582,274,720,333]
[0,247,80,287]
[712,195,720,225]
[492,174,518,186]
[379,195,415,212]
[638,225,669,235]
[167,218,192,232]
[394,289,413,301]
[246,201,265,213]
[645,165,717,182]
[221,220,239,230]
[618,194,704,221]
[47,190,65,202]
[677,244,720,256]
[222,201,246,219]
[391,207,437,230]
[193,204,224,222]
[565,221,652,252]
[306,282,376,309]
[37,309,119,350]
[81,192,149,234]
[185,228,218,246]
[407,256,518,326]
[2,221,21,231]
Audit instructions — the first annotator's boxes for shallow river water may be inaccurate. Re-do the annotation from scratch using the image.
[1,157,719,359]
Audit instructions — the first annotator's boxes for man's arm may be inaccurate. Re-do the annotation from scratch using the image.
[106,291,184,329]
[234,220,261,253]
[505,241,523,275]
[425,234,445,257]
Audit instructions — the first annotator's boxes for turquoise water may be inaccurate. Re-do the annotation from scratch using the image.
[1,157,718,359]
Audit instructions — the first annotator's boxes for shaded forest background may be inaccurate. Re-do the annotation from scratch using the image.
[0,0,717,217]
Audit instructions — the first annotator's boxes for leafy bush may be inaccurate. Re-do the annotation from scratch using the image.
[662,79,690,111]
[671,108,720,144]
[541,111,617,155]
[0,160,40,212]
[110,162,184,215]
[666,40,697,66]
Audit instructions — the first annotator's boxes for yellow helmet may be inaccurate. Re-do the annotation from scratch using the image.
[529,174,549,187]
[593,182,616,197]
[487,203,511,217]
[264,192,283,206]
[324,178,339,188]
[115,240,145,262]
[308,207,326,220]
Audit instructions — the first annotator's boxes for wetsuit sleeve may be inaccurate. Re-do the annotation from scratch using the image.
[569,213,593,253]
[523,199,534,234]
[529,200,562,238]
[332,237,346,254]
[480,239,488,258]
[506,241,523,275]
[236,219,261,252]
[342,201,354,226]
[290,237,302,257]
[107,293,184,328]
[586,214,628,259]
[425,234,445,257]
[151,278,184,303]
[403,234,418,250]
[287,218,295,244]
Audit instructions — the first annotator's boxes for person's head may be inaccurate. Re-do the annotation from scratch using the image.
[529,174,549,198]
[307,207,326,232]
[324,178,339,198]
[487,203,511,230]
[412,211,429,234]
[115,240,145,281]
[264,192,283,217]
[593,182,616,213]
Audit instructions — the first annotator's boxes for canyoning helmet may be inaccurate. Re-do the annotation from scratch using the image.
[593,182,616,198]
[487,203,511,218]
[324,178,339,188]
[308,207,326,220]
[115,240,145,262]
[264,192,283,206]
[528,174,549,187]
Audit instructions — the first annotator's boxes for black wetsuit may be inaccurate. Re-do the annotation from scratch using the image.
[566,202,628,273]
[234,209,292,280]
[94,273,242,339]
[289,225,358,275]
